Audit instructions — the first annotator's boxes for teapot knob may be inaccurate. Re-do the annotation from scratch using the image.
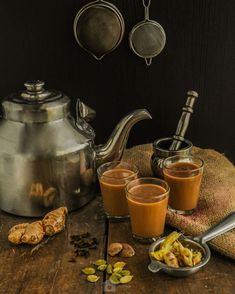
[24,80,45,93]
[21,80,50,101]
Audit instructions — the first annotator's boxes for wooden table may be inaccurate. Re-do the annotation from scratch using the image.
[0,196,235,294]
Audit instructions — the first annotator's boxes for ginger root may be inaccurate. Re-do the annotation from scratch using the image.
[8,207,68,245]
[42,207,68,236]
[8,221,44,245]
[21,221,45,245]
[8,223,29,244]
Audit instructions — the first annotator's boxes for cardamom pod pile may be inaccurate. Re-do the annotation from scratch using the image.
[82,259,133,285]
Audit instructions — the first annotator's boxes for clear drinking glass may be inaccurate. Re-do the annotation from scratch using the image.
[163,155,204,215]
[126,177,169,243]
[97,161,138,220]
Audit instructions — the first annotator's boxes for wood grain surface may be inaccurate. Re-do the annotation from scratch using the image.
[0,196,106,294]
[1,196,235,293]
[106,221,235,294]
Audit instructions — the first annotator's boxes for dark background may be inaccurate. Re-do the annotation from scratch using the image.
[0,0,234,161]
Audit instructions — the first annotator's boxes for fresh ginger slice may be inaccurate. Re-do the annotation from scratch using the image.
[42,207,68,236]
[163,251,179,268]
[150,249,168,261]
[21,221,45,245]
[160,231,181,251]
[179,245,194,267]
[193,251,202,265]
[151,231,203,268]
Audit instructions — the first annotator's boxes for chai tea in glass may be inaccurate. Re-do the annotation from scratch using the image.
[163,155,204,215]
[126,177,169,242]
[97,161,138,220]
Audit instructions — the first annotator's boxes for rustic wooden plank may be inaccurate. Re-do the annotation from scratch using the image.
[106,221,235,294]
[0,196,106,294]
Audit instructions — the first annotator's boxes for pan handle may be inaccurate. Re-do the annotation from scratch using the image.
[193,212,235,244]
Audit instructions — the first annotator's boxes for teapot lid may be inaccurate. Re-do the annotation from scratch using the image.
[2,80,70,123]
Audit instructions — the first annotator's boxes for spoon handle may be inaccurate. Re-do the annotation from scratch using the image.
[194,212,235,244]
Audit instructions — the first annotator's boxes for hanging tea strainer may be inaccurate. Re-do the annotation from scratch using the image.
[129,0,166,66]
[73,0,125,60]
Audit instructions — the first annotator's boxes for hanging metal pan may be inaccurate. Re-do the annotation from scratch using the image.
[73,0,125,60]
[129,0,166,66]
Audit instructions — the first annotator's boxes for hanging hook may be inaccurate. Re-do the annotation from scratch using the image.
[143,0,151,20]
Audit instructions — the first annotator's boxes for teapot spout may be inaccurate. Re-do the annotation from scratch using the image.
[95,109,152,167]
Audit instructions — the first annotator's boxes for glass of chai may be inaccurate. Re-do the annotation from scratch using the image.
[97,161,138,220]
[126,177,169,243]
[163,155,204,215]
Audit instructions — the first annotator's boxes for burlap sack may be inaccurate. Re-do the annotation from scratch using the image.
[123,144,235,260]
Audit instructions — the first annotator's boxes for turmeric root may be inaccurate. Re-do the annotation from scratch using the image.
[8,207,68,245]
[8,221,44,245]
[42,207,68,236]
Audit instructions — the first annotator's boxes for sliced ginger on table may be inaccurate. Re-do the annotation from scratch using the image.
[151,231,203,268]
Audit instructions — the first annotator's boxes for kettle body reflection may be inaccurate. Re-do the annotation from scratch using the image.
[0,81,151,216]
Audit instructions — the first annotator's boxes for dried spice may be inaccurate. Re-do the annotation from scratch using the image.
[108,242,135,258]
[120,270,131,276]
[94,259,106,266]
[120,275,133,284]
[97,264,107,271]
[82,267,96,275]
[87,275,100,283]
[69,232,98,261]
[106,264,113,274]
[108,243,123,256]
[113,267,123,274]
[109,274,120,285]
[119,243,135,257]
[113,261,126,269]
[81,259,133,285]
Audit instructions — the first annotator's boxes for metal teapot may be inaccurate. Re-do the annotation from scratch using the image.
[0,81,151,217]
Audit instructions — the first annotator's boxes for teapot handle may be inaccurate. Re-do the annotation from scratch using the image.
[75,99,96,140]
[76,99,96,122]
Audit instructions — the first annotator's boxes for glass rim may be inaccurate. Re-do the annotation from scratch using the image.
[97,161,139,179]
[163,155,204,172]
[126,177,170,199]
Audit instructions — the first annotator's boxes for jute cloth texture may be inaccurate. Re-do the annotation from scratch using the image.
[123,144,235,260]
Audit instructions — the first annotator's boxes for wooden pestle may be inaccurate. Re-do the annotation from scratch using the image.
[169,90,199,151]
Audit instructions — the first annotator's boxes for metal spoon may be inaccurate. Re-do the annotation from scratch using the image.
[148,212,235,277]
